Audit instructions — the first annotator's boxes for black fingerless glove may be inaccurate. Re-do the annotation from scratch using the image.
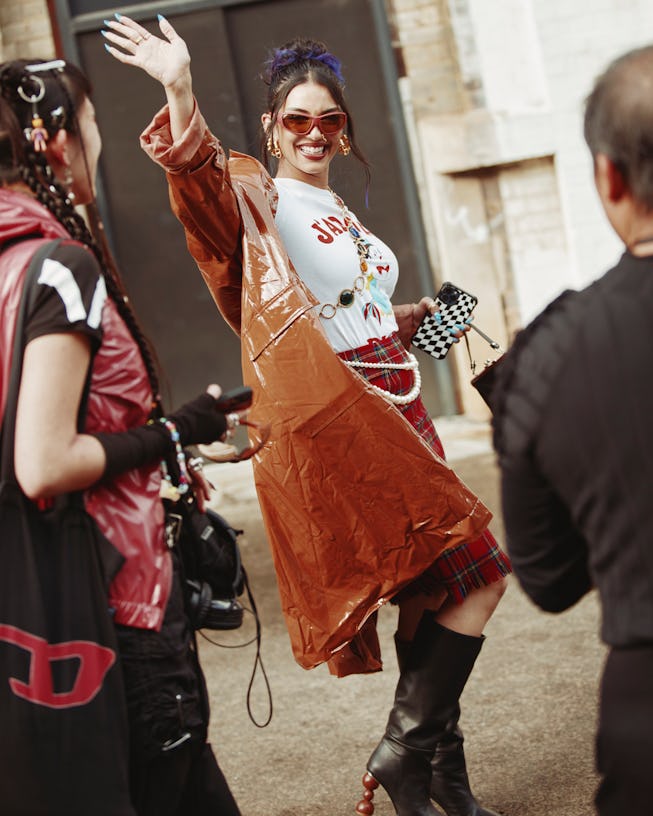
[168,392,227,446]
[92,392,228,481]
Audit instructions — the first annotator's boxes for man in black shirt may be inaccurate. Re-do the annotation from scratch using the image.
[493,45,653,816]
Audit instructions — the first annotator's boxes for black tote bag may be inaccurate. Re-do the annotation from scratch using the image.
[0,240,135,815]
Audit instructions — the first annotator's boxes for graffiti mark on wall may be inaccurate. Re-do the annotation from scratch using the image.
[444,205,504,243]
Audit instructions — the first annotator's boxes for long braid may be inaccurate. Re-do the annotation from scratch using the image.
[1,59,163,412]
[86,201,168,413]
[20,142,163,411]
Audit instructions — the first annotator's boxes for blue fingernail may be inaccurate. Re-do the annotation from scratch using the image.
[103,19,112,26]
[114,11,122,20]
[434,312,443,324]
[455,323,465,331]
[104,43,111,52]
[465,317,473,324]
[158,13,166,21]
[101,29,108,37]
[447,327,458,336]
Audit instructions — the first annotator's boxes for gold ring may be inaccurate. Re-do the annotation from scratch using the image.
[134,35,143,44]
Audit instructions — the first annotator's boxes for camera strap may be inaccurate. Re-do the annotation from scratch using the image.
[198,570,273,729]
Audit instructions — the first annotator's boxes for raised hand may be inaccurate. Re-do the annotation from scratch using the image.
[102,13,190,92]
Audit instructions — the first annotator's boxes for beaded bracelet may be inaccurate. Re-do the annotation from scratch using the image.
[156,417,190,500]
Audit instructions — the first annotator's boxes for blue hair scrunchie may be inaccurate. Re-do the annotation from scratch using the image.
[267,47,345,85]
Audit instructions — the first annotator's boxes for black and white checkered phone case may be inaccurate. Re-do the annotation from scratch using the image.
[411,282,478,359]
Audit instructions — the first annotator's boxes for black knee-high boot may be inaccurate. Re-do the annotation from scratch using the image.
[356,614,491,816]
[377,625,501,816]
[430,703,501,816]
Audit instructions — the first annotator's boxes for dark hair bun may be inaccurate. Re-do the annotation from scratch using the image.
[263,38,345,85]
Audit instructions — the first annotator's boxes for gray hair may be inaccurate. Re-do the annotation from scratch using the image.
[584,45,653,209]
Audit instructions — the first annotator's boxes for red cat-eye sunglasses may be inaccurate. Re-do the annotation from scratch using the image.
[281,111,347,136]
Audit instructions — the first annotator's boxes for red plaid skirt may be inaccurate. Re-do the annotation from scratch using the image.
[337,333,511,604]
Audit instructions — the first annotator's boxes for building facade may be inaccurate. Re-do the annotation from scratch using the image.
[2,0,651,415]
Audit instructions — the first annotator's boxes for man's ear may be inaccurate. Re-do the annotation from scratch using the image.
[595,153,627,203]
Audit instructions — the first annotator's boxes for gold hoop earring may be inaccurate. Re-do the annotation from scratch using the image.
[267,132,282,159]
[338,134,351,156]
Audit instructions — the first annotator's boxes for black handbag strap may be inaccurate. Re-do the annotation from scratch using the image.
[0,239,62,481]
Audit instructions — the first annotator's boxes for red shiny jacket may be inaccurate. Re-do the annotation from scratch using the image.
[0,189,170,631]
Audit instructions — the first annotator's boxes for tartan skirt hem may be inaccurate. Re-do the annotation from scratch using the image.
[337,332,512,605]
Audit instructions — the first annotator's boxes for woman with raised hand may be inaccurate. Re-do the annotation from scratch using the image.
[104,15,511,816]
[0,58,241,815]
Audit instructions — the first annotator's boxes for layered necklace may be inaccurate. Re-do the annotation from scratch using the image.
[323,188,421,406]
[318,188,370,320]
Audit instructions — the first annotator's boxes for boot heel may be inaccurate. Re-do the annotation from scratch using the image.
[355,772,378,814]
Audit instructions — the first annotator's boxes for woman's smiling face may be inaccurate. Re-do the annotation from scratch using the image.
[271,80,345,188]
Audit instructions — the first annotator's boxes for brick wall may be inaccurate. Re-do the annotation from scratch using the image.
[498,157,570,324]
[389,0,653,321]
[387,0,471,116]
[0,0,54,62]
[386,0,575,415]
[531,0,653,288]
[5,0,652,415]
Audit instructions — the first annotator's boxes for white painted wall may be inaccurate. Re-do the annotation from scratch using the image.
[529,0,653,288]
[469,0,550,113]
[457,0,653,320]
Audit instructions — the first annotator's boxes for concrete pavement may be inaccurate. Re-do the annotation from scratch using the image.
[198,417,605,816]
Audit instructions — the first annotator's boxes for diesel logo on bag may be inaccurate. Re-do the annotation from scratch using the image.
[0,623,116,708]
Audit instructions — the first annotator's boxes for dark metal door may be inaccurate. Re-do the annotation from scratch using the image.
[53,0,450,412]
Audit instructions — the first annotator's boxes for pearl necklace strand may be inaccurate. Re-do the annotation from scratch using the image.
[343,353,422,406]
[325,187,422,406]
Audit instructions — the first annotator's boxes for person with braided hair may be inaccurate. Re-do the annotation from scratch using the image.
[0,58,242,815]
[105,16,511,816]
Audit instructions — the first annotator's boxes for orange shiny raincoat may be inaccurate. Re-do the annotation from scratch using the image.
[141,104,492,676]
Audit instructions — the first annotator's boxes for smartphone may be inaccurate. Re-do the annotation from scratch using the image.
[214,386,253,413]
[411,282,478,360]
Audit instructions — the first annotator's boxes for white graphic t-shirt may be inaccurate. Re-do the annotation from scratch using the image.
[274,177,399,353]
